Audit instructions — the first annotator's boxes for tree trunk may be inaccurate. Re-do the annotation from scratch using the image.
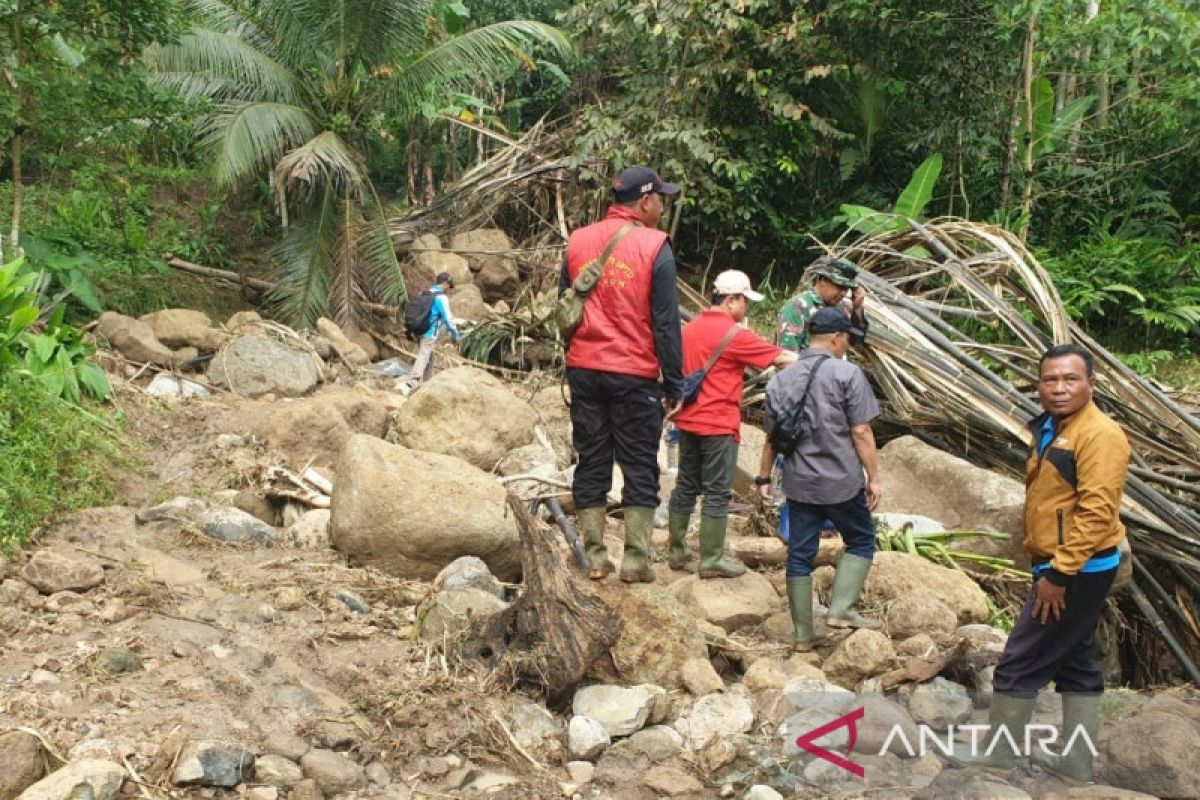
[999,88,1022,214]
[1068,0,1100,152]
[1018,15,1038,242]
[9,132,21,255]
[467,495,621,707]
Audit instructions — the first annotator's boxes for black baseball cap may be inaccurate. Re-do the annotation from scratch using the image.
[611,166,680,202]
[435,271,455,288]
[809,306,864,337]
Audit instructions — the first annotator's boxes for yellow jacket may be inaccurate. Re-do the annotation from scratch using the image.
[1024,400,1129,581]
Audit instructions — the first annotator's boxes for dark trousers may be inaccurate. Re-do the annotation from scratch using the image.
[993,568,1116,696]
[786,492,876,578]
[568,367,664,509]
[668,432,738,518]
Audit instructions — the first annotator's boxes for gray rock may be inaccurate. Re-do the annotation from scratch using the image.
[916,769,1031,799]
[956,623,1009,654]
[15,759,124,800]
[417,587,507,640]
[20,551,104,595]
[264,730,311,761]
[1104,704,1200,798]
[299,749,366,794]
[573,684,658,737]
[207,335,323,398]
[334,590,369,614]
[674,684,757,750]
[565,761,595,785]
[288,509,331,550]
[567,716,610,761]
[196,507,276,545]
[745,786,784,800]
[0,731,44,800]
[289,779,323,800]
[907,677,974,729]
[364,761,390,787]
[821,629,896,687]
[643,765,703,796]
[98,646,142,675]
[508,700,563,755]
[171,741,255,787]
[619,725,682,762]
[782,676,856,715]
[780,708,849,757]
[136,496,207,523]
[857,694,919,757]
[254,755,304,789]
[146,373,211,399]
[434,556,505,599]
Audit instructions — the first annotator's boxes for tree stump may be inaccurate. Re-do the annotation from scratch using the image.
[468,494,622,707]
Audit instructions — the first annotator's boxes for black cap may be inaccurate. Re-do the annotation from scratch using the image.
[435,271,454,288]
[809,306,864,337]
[611,166,680,202]
[812,256,859,289]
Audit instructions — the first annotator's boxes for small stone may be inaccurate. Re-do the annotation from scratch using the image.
[15,759,124,800]
[216,434,246,449]
[0,730,45,799]
[679,657,724,696]
[462,771,520,792]
[803,758,843,785]
[246,603,280,624]
[334,590,369,614]
[434,555,505,599]
[274,587,306,611]
[565,761,595,785]
[745,786,784,800]
[572,684,658,737]
[172,741,255,787]
[135,496,207,523]
[299,749,366,794]
[247,788,277,800]
[288,510,331,550]
[98,647,143,675]
[264,730,310,762]
[99,599,132,623]
[195,507,276,545]
[21,551,105,594]
[567,716,610,761]
[643,765,702,796]
[619,725,683,763]
[254,755,304,789]
[897,633,938,658]
[288,779,323,800]
[422,756,450,778]
[364,761,390,788]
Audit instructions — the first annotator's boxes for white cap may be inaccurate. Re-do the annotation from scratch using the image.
[712,269,764,302]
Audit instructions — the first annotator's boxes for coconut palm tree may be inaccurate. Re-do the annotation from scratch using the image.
[147,0,568,329]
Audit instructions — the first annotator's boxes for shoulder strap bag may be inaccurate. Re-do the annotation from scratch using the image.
[554,221,639,341]
[680,324,741,405]
[770,354,831,458]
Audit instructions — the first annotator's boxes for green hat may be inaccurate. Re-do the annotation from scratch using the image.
[812,257,859,289]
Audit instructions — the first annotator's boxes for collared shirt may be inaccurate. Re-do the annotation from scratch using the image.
[763,347,880,504]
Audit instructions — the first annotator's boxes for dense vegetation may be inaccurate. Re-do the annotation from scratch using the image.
[0,0,1197,541]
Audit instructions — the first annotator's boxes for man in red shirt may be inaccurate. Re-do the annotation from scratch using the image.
[668,270,798,577]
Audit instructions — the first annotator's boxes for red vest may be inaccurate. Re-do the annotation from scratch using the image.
[565,206,667,379]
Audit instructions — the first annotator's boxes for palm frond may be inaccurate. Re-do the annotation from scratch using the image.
[386,21,570,116]
[152,72,276,103]
[147,27,303,104]
[272,131,367,210]
[198,102,318,188]
[268,192,338,327]
[184,0,279,55]
[254,0,334,73]
[339,0,427,67]
[328,197,366,329]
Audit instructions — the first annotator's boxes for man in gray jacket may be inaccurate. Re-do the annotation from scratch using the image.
[757,307,882,651]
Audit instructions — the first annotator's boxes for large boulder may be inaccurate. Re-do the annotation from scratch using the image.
[449,283,489,322]
[589,582,709,692]
[330,434,520,581]
[96,311,181,367]
[240,386,394,467]
[411,235,472,287]
[0,731,44,800]
[885,594,958,640]
[473,253,520,305]
[1104,696,1200,798]
[814,551,990,625]
[392,366,537,470]
[450,228,517,273]
[16,760,125,800]
[207,335,323,398]
[21,550,104,595]
[139,309,230,352]
[878,436,1026,565]
[821,629,896,688]
[670,571,779,633]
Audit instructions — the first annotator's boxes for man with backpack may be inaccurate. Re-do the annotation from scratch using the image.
[668,269,797,578]
[404,271,460,389]
[757,307,882,652]
[559,165,683,584]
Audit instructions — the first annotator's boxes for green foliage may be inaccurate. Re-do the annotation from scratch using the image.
[147,0,569,328]
[0,256,39,364]
[838,153,944,235]
[0,372,123,550]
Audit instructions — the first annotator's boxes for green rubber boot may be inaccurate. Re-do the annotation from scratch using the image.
[577,506,612,580]
[1030,693,1101,783]
[698,515,746,578]
[619,506,656,583]
[947,694,1036,775]
[667,512,694,570]
[786,577,822,652]
[826,553,881,629]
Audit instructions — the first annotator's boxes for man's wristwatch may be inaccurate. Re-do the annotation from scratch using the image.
[753,475,772,487]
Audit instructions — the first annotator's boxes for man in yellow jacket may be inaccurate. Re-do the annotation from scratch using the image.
[952,343,1129,783]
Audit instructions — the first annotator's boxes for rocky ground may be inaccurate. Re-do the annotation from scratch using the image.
[4,251,1200,800]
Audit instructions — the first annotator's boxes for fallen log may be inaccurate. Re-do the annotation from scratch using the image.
[467,494,621,707]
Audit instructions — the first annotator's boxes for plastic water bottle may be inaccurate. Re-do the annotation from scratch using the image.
[666,424,680,474]
[773,456,789,543]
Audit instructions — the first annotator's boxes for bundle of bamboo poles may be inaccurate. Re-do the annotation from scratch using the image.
[823,218,1200,685]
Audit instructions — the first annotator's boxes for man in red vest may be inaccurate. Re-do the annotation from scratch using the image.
[560,166,684,583]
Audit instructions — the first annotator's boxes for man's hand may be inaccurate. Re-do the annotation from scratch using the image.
[864,479,881,511]
[851,286,867,310]
[1032,577,1067,624]
[664,398,683,420]
[758,483,773,504]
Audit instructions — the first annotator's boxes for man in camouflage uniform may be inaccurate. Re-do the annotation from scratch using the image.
[776,257,869,352]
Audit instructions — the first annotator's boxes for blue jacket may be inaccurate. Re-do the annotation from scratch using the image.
[424,286,460,341]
